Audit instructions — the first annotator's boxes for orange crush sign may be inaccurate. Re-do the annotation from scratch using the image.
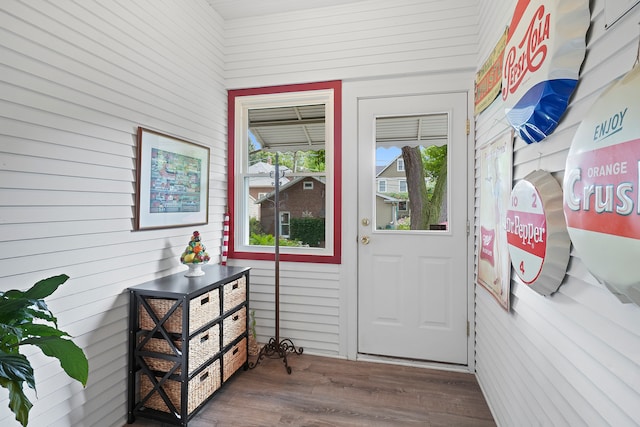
[563,65,640,305]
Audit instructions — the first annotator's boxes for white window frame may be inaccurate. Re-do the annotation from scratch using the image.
[397,158,405,172]
[378,179,387,193]
[399,179,407,192]
[303,181,314,190]
[280,211,291,237]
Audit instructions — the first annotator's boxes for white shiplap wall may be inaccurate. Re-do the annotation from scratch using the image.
[0,1,226,426]
[475,1,640,426]
[232,260,341,354]
[224,0,479,360]
[224,0,479,89]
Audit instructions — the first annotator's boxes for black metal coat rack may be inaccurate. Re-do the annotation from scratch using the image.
[248,152,303,374]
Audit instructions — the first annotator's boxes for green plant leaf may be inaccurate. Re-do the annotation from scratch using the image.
[22,336,88,386]
[21,323,67,339]
[0,324,22,349]
[25,307,58,326]
[0,352,35,389]
[0,299,32,324]
[0,274,86,426]
[23,274,69,300]
[0,377,33,427]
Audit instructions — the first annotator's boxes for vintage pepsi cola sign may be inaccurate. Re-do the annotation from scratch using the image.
[564,65,640,305]
[507,170,570,295]
[502,0,590,144]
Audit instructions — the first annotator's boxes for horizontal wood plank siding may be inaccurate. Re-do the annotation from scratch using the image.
[0,1,226,426]
[232,260,341,355]
[224,0,479,88]
[474,1,640,426]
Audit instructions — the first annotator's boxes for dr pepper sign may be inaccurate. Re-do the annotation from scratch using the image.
[507,170,570,295]
[502,0,589,144]
[563,65,640,306]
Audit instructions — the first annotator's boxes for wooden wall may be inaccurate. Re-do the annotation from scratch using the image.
[224,0,479,89]
[0,1,226,426]
[474,0,640,425]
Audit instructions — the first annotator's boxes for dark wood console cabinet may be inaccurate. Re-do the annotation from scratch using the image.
[127,265,250,426]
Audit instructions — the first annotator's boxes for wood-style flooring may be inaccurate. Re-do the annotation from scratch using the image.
[127,354,495,427]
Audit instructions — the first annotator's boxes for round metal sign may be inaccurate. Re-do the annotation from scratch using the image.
[563,65,640,305]
[507,170,570,295]
[502,0,590,144]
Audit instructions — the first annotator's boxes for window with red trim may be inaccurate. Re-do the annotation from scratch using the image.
[227,81,342,264]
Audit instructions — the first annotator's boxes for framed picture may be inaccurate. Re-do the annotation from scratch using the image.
[135,127,210,230]
[477,130,513,311]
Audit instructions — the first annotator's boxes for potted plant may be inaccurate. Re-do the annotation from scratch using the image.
[0,274,88,426]
[248,309,260,356]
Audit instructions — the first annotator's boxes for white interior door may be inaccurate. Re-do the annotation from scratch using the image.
[357,93,469,364]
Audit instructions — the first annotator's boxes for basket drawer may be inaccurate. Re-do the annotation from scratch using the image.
[139,359,221,415]
[139,324,220,374]
[139,290,220,334]
[222,307,246,348]
[223,275,246,312]
[223,338,247,382]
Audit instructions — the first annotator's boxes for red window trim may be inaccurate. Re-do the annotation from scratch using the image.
[227,80,342,264]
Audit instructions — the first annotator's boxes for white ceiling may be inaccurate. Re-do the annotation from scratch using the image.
[207,0,366,20]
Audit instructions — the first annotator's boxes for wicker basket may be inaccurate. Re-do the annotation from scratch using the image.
[139,290,220,334]
[223,276,246,312]
[222,307,246,348]
[223,337,247,382]
[139,324,220,375]
[139,359,220,415]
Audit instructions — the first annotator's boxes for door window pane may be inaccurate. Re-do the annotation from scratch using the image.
[374,114,449,231]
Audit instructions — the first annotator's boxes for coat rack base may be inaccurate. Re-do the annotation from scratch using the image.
[248,337,303,374]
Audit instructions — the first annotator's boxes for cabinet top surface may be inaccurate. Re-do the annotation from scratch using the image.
[128,264,249,296]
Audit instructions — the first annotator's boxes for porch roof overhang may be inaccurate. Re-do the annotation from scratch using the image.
[249,105,449,153]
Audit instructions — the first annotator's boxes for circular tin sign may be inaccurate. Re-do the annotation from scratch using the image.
[507,170,570,295]
[502,0,590,144]
[563,65,640,305]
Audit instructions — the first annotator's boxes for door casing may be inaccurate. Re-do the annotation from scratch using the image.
[341,74,475,371]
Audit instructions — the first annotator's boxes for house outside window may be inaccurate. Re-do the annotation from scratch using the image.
[228,81,342,264]
[397,158,405,171]
[399,179,407,192]
[378,179,387,192]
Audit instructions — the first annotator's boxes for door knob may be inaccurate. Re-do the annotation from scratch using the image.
[361,218,370,226]
[360,236,370,245]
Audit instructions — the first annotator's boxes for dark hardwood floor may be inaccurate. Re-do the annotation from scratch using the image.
[128,354,495,427]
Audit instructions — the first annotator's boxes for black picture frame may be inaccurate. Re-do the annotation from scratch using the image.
[135,127,210,230]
